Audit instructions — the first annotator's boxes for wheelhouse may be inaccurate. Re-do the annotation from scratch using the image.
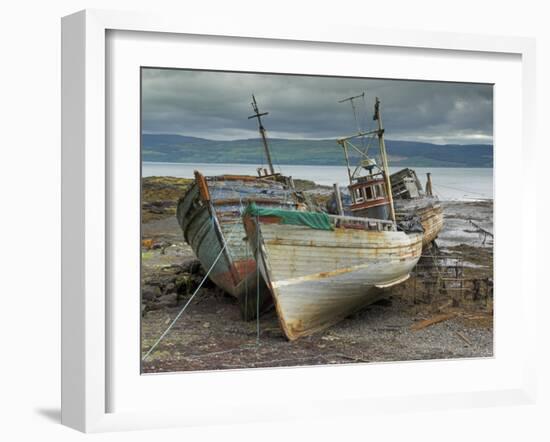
[349,176,391,220]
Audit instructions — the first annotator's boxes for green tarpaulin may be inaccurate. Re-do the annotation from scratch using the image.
[243,202,333,231]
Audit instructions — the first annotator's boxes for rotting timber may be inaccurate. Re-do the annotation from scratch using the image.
[176,172,300,319]
[390,168,444,247]
[243,97,423,340]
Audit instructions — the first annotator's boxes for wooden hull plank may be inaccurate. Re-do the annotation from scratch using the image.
[245,218,422,340]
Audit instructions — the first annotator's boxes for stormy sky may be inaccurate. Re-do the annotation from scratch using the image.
[141,68,493,145]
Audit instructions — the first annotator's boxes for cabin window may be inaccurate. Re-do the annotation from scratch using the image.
[365,186,373,200]
[354,188,364,203]
[374,184,385,198]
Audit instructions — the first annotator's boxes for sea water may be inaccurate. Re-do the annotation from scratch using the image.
[142,162,493,201]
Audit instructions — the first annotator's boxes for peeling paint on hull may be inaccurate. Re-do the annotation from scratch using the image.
[244,216,423,340]
[419,205,444,246]
[176,175,297,318]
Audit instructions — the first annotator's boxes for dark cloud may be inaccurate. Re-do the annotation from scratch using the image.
[141,69,493,145]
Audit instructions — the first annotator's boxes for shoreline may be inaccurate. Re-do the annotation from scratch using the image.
[141,166,493,201]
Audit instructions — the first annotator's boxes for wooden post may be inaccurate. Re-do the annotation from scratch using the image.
[194,170,210,202]
[333,183,344,215]
[288,176,295,189]
[426,172,433,196]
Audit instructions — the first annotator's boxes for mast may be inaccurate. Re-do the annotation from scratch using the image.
[248,94,275,176]
[373,97,396,223]
[337,92,366,185]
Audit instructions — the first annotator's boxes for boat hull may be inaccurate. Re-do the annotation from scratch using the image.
[394,197,443,247]
[176,174,296,318]
[244,216,423,339]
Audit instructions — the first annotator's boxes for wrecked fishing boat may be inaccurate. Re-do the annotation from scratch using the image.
[390,168,444,247]
[325,93,443,248]
[327,167,443,248]
[176,95,301,318]
[243,97,423,340]
[177,172,298,318]
[243,205,422,340]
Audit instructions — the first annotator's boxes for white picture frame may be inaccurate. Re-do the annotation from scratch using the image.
[61,9,537,433]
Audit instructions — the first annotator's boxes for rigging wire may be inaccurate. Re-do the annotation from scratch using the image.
[359,92,369,150]
[361,91,370,134]
[351,98,360,134]
[268,137,284,175]
[432,183,489,198]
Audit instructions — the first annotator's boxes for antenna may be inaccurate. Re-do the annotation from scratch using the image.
[338,92,365,134]
[248,94,275,176]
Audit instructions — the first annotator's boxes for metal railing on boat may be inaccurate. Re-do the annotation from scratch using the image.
[328,214,395,231]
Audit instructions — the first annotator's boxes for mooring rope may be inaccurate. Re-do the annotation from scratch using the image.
[142,219,242,361]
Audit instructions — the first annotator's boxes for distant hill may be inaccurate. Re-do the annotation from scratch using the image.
[142,134,493,168]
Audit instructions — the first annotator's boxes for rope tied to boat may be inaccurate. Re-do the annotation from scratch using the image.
[142,219,243,361]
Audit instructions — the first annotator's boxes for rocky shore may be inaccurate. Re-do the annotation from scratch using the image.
[140,176,493,373]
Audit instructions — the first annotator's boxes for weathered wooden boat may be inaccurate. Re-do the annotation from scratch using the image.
[176,172,299,318]
[243,205,422,340]
[176,95,303,318]
[390,168,444,247]
[243,96,423,339]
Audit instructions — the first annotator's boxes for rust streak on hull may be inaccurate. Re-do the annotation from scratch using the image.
[244,216,423,340]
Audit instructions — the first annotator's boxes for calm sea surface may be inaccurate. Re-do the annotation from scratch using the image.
[142,162,493,201]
